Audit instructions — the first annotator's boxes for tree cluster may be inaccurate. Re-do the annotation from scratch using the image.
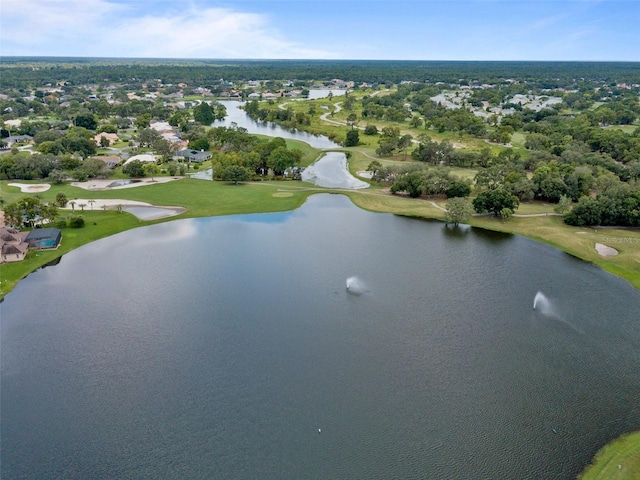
[564,187,640,227]
[3,197,58,228]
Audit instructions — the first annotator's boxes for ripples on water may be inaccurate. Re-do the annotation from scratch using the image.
[2,194,639,480]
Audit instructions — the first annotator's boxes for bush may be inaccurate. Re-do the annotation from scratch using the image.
[345,129,360,147]
[364,125,378,135]
[445,181,471,198]
[68,215,85,228]
[55,219,68,229]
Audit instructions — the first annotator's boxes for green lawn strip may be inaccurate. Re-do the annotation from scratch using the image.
[346,190,446,220]
[0,210,141,297]
[468,214,640,290]
[3,178,640,296]
[510,131,526,148]
[0,179,313,298]
[514,201,559,215]
[602,125,637,134]
[578,431,640,480]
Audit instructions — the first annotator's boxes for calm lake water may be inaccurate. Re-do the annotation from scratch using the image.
[214,101,340,149]
[301,151,369,189]
[2,194,640,479]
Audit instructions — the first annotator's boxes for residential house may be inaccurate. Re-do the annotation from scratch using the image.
[92,156,121,169]
[149,121,186,148]
[0,227,29,263]
[173,149,212,163]
[3,135,33,148]
[123,153,157,165]
[94,132,119,146]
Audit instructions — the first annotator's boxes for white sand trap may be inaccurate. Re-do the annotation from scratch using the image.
[595,243,618,257]
[62,199,152,210]
[71,177,181,191]
[8,183,51,193]
[61,199,185,220]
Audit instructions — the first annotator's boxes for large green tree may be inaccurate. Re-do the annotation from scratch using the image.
[193,102,215,125]
[472,188,520,217]
[267,147,298,175]
[345,129,359,147]
[221,164,251,184]
[445,197,474,225]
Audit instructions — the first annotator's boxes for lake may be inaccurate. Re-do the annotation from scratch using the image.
[214,100,340,149]
[2,194,639,479]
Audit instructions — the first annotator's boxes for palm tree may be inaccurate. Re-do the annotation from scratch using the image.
[69,200,76,211]
[88,199,96,210]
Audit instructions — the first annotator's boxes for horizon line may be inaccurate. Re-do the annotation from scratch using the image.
[2,56,639,63]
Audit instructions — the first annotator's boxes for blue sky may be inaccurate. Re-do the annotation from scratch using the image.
[1,0,638,60]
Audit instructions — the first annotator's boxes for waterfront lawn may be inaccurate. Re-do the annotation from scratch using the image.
[0,178,314,298]
[469,214,640,290]
[0,210,141,297]
[2,177,640,296]
[579,431,640,480]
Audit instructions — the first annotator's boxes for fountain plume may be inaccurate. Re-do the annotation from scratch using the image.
[533,291,583,334]
[346,276,368,296]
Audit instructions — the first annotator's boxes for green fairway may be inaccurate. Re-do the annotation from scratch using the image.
[579,431,640,480]
[0,178,316,297]
[3,176,640,298]
[0,210,142,297]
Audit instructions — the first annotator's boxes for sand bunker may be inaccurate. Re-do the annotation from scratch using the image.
[62,199,153,210]
[70,177,180,191]
[8,183,51,193]
[595,243,618,257]
[62,199,184,220]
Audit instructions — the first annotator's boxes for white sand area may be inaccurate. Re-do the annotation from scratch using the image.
[8,183,52,193]
[61,199,154,210]
[61,199,186,219]
[595,243,619,257]
[71,177,181,190]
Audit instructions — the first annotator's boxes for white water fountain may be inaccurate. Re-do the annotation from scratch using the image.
[533,291,582,334]
[346,276,368,296]
[533,291,552,313]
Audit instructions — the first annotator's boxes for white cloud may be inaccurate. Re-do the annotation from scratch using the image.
[0,0,333,58]
[1,0,124,52]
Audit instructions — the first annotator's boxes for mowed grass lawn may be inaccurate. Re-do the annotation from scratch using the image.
[0,210,141,297]
[3,176,640,295]
[3,178,312,218]
[0,178,315,297]
[469,214,640,289]
[579,431,640,480]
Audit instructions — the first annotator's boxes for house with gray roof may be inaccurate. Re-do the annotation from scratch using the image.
[173,149,212,163]
[25,228,62,250]
[3,135,33,148]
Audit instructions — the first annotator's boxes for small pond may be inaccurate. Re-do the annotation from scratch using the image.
[302,152,369,189]
[107,179,141,188]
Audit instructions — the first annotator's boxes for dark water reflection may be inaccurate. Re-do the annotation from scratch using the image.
[2,195,639,479]
[214,101,340,149]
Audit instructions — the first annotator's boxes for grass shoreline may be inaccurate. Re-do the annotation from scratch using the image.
[2,177,639,299]
[578,431,640,480]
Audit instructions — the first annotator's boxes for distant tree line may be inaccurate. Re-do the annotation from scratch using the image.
[2,59,640,90]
